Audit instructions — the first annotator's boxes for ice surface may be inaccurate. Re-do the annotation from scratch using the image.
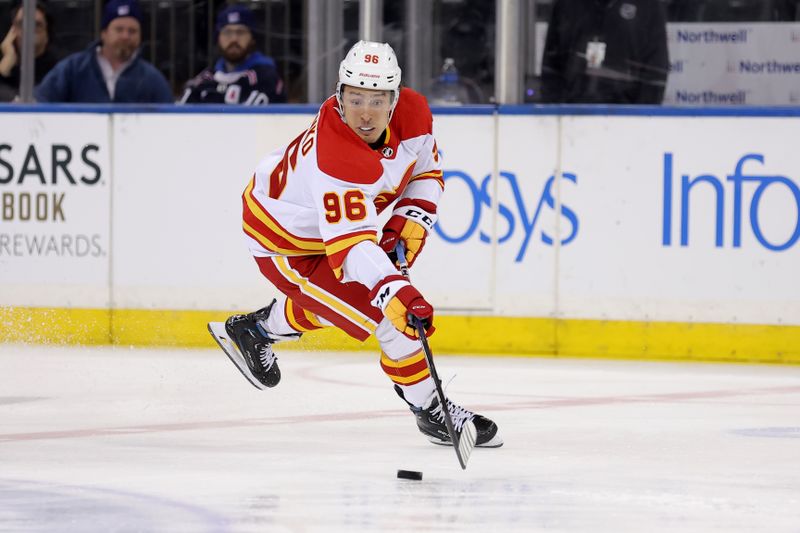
[1,344,798,532]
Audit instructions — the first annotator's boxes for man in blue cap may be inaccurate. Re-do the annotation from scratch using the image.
[35,0,172,103]
[180,4,285,105]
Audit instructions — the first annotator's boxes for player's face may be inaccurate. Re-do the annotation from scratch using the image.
[341,86,392,144]
[218,25,254,65]
[101,17,141,63]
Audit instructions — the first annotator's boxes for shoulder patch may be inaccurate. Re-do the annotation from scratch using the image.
[316,97,384,185]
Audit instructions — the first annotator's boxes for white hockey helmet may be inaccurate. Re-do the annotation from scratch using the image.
[336,40,402,113]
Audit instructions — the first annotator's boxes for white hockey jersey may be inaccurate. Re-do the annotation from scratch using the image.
[242,87,444,284]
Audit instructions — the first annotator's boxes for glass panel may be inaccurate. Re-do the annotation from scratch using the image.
[5,0,797,104]
[432,0,495,104]
[390,0,496,104]
[526,0,800,105]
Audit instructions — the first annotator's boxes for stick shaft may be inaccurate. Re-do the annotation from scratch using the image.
[395,242,469,469]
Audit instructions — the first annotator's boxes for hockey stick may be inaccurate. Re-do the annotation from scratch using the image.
[395,242,476,470]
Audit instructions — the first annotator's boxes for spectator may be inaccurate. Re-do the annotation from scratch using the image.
[0,1,62,101]
[34,0,172,103]
[179,4,285,105]
[541,0,669,104]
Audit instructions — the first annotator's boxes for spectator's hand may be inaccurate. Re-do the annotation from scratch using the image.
[0,27,18,77]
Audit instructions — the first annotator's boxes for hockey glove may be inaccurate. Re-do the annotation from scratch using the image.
[369,275,435,340]
[379,200,437,268]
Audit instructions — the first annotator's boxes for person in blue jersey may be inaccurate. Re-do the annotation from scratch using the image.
[34,0,173,103]
[180,4,286,105]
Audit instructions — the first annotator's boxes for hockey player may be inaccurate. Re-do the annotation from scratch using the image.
[180,4,285,105]
[223,41,501,448]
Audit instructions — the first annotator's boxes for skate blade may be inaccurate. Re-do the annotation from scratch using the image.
[426,421,501,449]
[478,432,504,448]
[208,322,267,391]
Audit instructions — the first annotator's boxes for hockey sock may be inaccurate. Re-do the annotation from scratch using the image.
[262,295,326,336]
[381,350,435,407]
[394,376,436,408]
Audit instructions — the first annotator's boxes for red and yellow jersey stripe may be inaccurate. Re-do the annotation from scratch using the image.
[324,230,378,279]
[272,256,378,338]
[242,177,325,256]
[411,169,444,190]
[284,298,325,332]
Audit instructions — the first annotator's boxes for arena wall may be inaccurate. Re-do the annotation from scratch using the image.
[1,105,798,363]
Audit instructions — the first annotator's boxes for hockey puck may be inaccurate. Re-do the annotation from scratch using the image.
[397,469,423,481]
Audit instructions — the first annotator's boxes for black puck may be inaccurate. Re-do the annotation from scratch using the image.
[397,469,423,480]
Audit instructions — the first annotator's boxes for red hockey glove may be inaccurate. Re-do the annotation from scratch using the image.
[369,275,435,340]
[379,200,437,268]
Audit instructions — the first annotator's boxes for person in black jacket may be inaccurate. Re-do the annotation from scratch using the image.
[0,1,62,101]
[180,4,286,105]
[541,0,669,104]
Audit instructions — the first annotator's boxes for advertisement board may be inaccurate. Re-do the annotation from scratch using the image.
[556,116,800,324]
[664,23,800,105]
[0,113,110,308]
[110,112,309,311]
[421,113,495,310]
[1,107,798,359]
[110,112,496,312]
[492,115,563,317]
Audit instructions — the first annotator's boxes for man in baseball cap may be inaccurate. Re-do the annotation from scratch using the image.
[180,4,285,105]
[36,0,172,102]
[101,0,143,29]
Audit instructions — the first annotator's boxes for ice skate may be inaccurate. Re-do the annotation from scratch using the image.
[397,386,503,448]
[221,300,301,389]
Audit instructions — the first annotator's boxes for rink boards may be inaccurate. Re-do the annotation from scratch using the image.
[0,105,798,362]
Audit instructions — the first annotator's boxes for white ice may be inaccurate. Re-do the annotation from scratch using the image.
[1,343,799,532]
